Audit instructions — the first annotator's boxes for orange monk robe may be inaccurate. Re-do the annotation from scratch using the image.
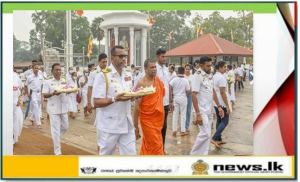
[139,76,165,155]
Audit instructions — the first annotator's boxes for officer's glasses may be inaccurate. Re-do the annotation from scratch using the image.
[113,55,128,59]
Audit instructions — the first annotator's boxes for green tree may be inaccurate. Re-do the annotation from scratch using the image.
[201,11,225,35]
[91,17,104,54]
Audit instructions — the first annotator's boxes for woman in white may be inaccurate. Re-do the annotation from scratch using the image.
[184,64,193,132]
[227,65,236,109]
[13,66,24,145]
[79,70,89,116]
[67,72,78,118]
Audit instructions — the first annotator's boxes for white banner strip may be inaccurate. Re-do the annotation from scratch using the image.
[79,156,294,178]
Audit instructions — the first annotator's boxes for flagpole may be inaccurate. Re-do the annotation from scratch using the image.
[148,29,150,58]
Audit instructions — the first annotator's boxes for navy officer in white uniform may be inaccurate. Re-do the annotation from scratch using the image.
[92,45,136,155]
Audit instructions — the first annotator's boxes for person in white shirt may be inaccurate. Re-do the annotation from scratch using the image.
[191,59,200,125]
[39,66,47,79]
[227,65,236,108]
[87,53,108,152]
[76,66,82,77]
[42,63,69,155]
[170,67,190,136]
[87,54,108,113]
[155,48,169,154]
[168,65,177,82]
[67,72,78,119]
[184,64,193,132]
[79,70,89,116]
[133,66,143,89]
[190,56,224,155]
[212,61,231,145]
[24,64,44,129]
[66,67,73,81]
[237,63,244,90]
[92,45,136,155]
[13,65,24,146]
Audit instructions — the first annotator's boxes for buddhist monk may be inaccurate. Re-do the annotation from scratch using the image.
[134,58,165,155]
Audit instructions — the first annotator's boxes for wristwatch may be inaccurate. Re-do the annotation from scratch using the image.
[217,105,222,108]
[111,97,116,103]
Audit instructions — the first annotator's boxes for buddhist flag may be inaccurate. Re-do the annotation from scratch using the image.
[75,10,84,17]
[230,29,234,42]
[168,30,172,40]
[197,25,203,35]
[148,11,154,25]
[217,29,220,37]
[87,31,93,59]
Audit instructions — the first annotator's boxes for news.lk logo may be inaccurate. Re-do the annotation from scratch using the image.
[213,161,284,174]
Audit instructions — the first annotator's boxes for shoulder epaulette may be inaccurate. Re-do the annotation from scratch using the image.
[101,68,112,73]
[125,67,131,72]
[196,70,201,74]
[61,75,66,80]
[45,76,53,80]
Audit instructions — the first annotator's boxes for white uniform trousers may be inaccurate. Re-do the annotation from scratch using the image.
[98,128,136,155]
[81,91,88,107]
[30,92,42,126]
[190,114,213,155]
[172,95,187,132]
[94,109,101,147]
[49,113,68,155]
[13,104,23,144]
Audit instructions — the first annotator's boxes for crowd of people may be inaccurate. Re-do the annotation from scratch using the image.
[13,45,252,155]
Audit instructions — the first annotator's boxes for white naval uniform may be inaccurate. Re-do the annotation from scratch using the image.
[169,76,190,133]
[88,66,101,107]
[25,73,44,126]
[42,77,69,155]
[88,66,102,147]
[190,68,214,155]
[26,69,43,116]
[13,72,24,144]
[156,63,170,106]
[92,65,136,155]
[79,76,88,107]
[67,78,78,113]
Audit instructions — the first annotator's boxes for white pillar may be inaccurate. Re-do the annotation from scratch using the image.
[141,28,147,71]
[114,27,119,46]
[104,29,109,54]
[66,10,73,69]
[129,27,134,66]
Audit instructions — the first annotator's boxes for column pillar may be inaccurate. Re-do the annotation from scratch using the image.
[104,29,109,55]
[141,28,147,71]
[129,27,134,66]
[114,27,119,46]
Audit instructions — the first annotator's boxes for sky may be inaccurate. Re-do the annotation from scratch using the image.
[13,10,239,43]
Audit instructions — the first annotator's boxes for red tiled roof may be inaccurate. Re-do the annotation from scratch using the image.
[166,33,253,57]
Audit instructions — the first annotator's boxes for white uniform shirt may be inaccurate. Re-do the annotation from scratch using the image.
[156,62,170,106]
[92,65,133,134]
[79,76,88,93]
[42,78,68,114]
[133,72,143,89]
[88,65,101,87]
[77,71,82,77]
[169,71,177,82]
[213,72,229,107]
[169,76,190,97]
[191,68,214,115]
[25,74,44,92]
[25,69,43,78]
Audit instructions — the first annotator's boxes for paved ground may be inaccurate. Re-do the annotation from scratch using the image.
[14,79,253,155]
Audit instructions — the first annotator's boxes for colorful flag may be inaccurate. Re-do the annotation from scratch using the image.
[168,30,172,40]
[75,10,84,17]
[230,29,234,42]
[87,31,93,59]
[197,25,203,35]
[148,11,154,25]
